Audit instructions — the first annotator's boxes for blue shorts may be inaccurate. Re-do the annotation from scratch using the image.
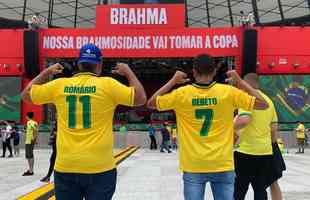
[54,168,117,200]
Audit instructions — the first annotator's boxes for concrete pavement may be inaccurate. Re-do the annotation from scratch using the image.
[0,148,309,200]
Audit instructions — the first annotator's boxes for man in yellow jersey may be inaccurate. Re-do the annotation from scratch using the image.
[171,125,178,150]
[23,112,38,176]
[21,44,146,200]
[295,121,305,153]
[147,54,268,200]
[233,73,285,200]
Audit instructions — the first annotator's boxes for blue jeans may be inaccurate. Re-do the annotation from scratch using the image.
[54,169,117,200]
[183,171,235,200]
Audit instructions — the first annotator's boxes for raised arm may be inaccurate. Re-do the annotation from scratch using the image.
[234,114,252,131]
[147,71,190,109]
[226,70,269,110]
[112,63,146,106]
[21,63,64,104]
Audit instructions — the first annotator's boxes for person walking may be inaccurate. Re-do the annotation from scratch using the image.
[41,121,57,182]
[148,123,157,150]
[21,43,146,200]
[147,54,268,200]
[295,121,305,153]
[1,121,13,158]
[12,123,21,157]
[119,123,128,148]
[160,122,172,153]
[23,112,38,176]
[171,126,178,150]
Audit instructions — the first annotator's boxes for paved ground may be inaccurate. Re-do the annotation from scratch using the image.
[0,148,309,200]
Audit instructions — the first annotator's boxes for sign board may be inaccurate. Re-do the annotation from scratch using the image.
[96,4,185,29]
[40,28,242,58]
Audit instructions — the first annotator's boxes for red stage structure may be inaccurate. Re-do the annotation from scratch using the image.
[0,4,309,123]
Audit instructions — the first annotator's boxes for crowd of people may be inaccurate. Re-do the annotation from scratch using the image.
[0,120,21,158]
[0,42,302,200]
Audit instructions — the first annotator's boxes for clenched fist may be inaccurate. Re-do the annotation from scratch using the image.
[172,71,191,85]
[112,63,133,77]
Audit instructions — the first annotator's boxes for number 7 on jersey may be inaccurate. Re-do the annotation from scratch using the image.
[195,109,214,137]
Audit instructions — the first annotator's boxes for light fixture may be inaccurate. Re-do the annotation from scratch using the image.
[268,62,275,68]
[3,64,10,69]
[292,63,300,68]
[16,64,22,71]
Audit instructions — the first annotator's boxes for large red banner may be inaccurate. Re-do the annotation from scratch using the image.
[96,4,185,30]
[40,28,242,58]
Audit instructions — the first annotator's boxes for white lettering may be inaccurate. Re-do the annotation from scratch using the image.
[219,35,226,48]
[43,36,50,49]
[213,35,239,49]
[153,36,166,49]
[119,8,127,24]
[111,8,118,24]
[213,36,220,48]
[168,36,203,49]
[50,37,56,49]
[147,8,158,24]
[159,8,167,24]
[110,8,167,25]
[136,8,145,24]
[128,8,136,24]
[205,36,211,48]
[232,35,238,48]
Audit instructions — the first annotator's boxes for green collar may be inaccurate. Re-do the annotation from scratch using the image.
[192,81,216,89]
[73,72,98,77]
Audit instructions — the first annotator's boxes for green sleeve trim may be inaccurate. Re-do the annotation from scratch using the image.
[238,112,252,117]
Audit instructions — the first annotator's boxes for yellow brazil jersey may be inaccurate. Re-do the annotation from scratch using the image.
[30,73,134,174]
[156,82,255,173]
[296,123,305,139]
[237,90,277,156]
[172,128,177,139]
[166,126,172,135]
[277,138,285,154]
[25,120,38,144]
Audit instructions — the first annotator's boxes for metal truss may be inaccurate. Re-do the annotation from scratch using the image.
[0,0,309,28]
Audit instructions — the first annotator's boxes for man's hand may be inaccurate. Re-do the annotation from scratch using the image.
[226,70,242,86]
[226,70,268,110]
[112,63,146,106]
[45,63,64,76]
[21,63,63,104]
[112,63,133,77]
[171,71,190,85]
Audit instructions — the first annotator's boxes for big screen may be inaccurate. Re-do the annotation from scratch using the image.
[0,77,21,121]
[259,75,310,122]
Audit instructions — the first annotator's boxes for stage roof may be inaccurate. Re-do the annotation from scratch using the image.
[0,0,309,28]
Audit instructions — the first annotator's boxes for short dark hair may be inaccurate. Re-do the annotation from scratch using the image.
[26,112,34,119]
[78,62,98,73]
[193,54,216,75]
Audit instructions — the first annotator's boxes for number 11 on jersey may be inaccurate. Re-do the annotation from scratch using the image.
[66,95,91,129]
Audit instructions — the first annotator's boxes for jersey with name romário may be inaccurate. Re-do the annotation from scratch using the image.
[30,73,134,173]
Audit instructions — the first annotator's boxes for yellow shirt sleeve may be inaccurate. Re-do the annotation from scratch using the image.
[230,86,255,111]
[297,124,305,132]
[156,89,179,111]
[107,78,135,107]
[238,108,252,116]
[30,80,58,105]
